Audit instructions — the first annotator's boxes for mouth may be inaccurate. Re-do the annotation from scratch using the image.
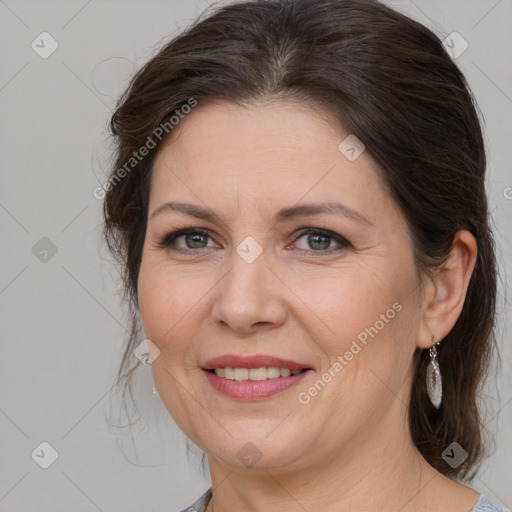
[208,366,305,380]
[201,355,313,400]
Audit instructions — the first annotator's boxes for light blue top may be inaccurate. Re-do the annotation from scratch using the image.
[179,488,510,512]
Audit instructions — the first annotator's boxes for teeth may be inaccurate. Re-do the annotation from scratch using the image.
[213,367,304,380]
[233,368,249,381]
[266,367,281,379]
[248,368,267,381]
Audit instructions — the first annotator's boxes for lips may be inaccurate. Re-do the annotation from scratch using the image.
[202,355,311,371]
[201,354,313,400]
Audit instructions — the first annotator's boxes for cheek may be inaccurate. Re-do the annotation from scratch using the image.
[294,262,418,391]
[137,258,220,370]
[137,263,208,432]
[295,265,398,345]
[137,262,191,354]
[300,284,417,425]
[137,268,170,340]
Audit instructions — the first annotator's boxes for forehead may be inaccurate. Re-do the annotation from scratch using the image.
[149,99,389,218]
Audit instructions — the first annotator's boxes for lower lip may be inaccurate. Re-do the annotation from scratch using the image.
[203,369,311,400]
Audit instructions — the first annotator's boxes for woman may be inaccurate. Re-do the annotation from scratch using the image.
[102,0,508,510]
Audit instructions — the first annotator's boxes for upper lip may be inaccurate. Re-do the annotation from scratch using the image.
[202,355,311,371]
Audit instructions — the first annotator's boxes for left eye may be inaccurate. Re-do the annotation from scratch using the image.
[291,228,350,253]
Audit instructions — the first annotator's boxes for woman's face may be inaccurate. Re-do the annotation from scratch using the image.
[138,99,425,471]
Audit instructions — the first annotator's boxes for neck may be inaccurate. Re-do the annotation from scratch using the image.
[205,401,440,511]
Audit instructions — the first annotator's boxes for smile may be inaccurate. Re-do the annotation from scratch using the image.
[211,367,303,380]
[201,354,312,400]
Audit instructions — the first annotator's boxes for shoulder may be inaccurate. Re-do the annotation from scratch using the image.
[177,488,511,512]
[425,469,508,512]
[178,488,212,512]
[471,494,510,512]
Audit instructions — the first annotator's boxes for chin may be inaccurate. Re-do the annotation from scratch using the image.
[200,430,310,472]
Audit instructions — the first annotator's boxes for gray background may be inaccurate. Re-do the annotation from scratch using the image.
[0,0,510,511]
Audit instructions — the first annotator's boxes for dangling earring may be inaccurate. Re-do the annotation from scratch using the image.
[426,335,442,408]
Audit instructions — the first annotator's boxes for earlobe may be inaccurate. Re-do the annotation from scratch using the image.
[416,230,478,349]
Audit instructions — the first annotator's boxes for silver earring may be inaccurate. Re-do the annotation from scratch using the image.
[426,336,442,408]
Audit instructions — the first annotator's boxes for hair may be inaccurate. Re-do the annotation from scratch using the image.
[103,0,498,480]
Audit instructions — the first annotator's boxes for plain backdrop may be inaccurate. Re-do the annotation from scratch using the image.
[0,0,511,511]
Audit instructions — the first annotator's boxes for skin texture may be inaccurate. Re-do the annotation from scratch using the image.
[137,100,479,511]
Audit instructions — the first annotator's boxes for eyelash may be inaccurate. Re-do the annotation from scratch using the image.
[156,226,352,256]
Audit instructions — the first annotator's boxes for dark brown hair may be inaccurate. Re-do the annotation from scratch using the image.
[103,0,498,479]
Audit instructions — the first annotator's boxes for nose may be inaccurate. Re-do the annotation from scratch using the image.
[211,250,288,335]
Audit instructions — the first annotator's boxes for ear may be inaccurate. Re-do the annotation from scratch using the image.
[416,230,478,349]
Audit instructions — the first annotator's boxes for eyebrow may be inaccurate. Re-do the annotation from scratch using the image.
[150,201,372,226]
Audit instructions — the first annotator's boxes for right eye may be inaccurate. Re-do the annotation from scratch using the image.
[157,228,219,252]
